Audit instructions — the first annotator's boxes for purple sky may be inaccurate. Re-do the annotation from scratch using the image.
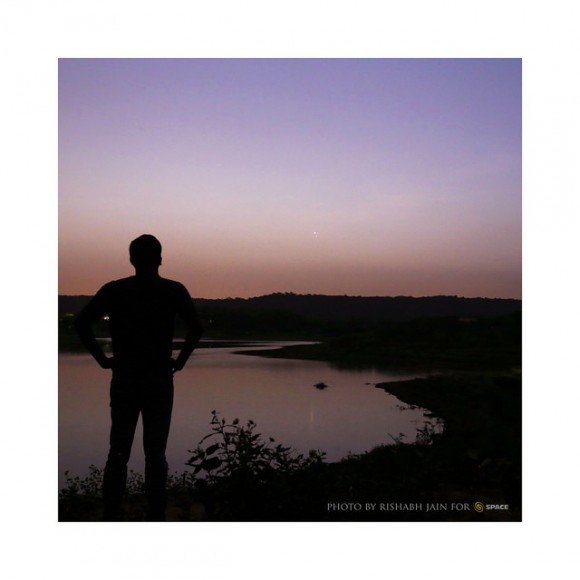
[59,58,521,299]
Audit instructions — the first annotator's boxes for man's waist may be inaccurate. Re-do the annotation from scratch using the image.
[113,355,173,370]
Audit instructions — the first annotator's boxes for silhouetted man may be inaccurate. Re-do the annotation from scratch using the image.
[75,234,203,521]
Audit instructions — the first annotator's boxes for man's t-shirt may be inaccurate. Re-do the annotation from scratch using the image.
[80,275,197,374]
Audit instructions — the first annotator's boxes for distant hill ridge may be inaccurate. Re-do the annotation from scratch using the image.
[59,292,521,322]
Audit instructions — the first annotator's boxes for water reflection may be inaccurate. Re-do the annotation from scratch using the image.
[58,342,436,487]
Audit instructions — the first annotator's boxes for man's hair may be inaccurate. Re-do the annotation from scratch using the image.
[129,234,162,268]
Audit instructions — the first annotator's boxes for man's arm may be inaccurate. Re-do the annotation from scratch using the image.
[172,293,203,372]
[74,287,114,370]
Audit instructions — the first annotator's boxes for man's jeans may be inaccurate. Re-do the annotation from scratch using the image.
[102,371,174,520]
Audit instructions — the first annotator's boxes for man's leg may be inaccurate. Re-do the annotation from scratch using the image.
[102,378,140,521]
[141,378,174,521]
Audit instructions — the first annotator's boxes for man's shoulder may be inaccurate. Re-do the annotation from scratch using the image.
[98,277,134,292]
[159,276,185,287]
[159,277,191,295]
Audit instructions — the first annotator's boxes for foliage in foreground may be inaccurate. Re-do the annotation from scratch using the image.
[185,411,327,520]
[58,466,204,522]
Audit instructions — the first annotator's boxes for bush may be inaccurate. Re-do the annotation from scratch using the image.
[185,411,327,520]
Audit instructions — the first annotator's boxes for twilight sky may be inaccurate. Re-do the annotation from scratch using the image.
[59,58,521,299]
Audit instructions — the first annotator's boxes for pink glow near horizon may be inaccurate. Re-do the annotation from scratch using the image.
[59,59,521,299]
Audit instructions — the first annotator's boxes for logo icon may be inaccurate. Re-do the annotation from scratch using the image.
[473,502,485,513]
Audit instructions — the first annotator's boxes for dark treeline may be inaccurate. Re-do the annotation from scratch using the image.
[60,292,521,341]
[198,292,521,321]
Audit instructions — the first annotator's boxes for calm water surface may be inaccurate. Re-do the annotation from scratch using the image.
[58,342,437,488]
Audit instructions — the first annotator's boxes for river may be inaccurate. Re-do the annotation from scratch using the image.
[58,341,438,488]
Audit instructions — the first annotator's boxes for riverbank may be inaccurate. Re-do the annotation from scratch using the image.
[237,312,521,371]
[234,335,522,520]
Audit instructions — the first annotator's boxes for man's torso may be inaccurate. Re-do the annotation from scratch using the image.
[98,276,190,373]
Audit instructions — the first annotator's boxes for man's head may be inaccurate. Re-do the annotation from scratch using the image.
[129,234,162,271]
